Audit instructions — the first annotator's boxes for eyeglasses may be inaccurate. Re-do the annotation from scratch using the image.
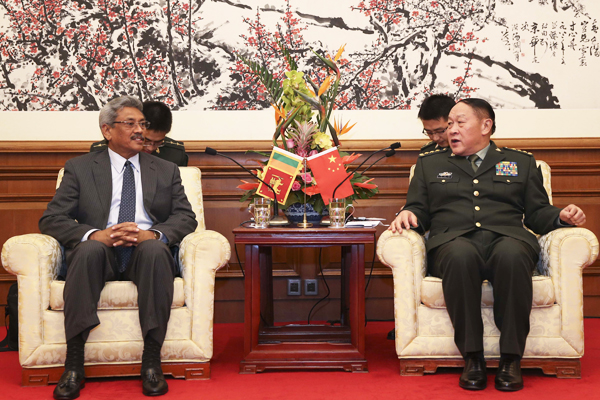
[422,127,448,137]
[113,120,151,130]
[143,138,165,148]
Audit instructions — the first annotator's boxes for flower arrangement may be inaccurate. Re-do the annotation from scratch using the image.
[236,43,379,215]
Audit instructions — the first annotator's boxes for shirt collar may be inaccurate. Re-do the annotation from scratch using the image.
[108,148,140,173]
[474,143,491,160]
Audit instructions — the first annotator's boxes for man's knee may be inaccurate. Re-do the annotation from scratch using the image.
[136,239,171,258]
[67,240,111,271]
[489,238,536,271]
[430,238,481,278]
[133,240,175,275]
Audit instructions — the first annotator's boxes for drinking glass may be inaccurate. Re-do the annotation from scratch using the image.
[328,198,355,228]
[249,198,272,228]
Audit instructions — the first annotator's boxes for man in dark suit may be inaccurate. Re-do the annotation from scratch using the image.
[91,101,188,166]
[40,96,197,399]
[418,94,455,153]
[390,98,586,391]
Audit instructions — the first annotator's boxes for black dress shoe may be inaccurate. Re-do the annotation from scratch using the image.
[495,357,523,391]
[142,366,169,396]
[53,370,85,400]
[459,357,487,390]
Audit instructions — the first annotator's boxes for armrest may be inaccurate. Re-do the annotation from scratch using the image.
[537,227,599,354]
[178,230,231,357]
[1,233,62,308]
[376,229,427,354]
[1,233,63,362]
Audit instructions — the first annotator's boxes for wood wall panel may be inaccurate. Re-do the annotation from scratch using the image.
[1,139,599,326]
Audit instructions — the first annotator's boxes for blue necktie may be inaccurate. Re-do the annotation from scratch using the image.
[115,161,136,272]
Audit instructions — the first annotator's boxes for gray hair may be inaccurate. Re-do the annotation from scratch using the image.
[98,96,143,128]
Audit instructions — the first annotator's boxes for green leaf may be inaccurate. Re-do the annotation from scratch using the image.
[237,53,283,103]
[240,189,257,203]
[245,150,271,158]
[313,196,325,215]
[278,41,298,71]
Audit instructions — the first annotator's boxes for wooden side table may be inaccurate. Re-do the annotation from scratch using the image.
[233,226,376,373]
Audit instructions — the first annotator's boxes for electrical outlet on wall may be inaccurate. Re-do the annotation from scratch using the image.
[305,279,318,295]
[287,279,301,296]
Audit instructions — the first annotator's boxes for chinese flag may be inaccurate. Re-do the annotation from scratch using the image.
[307,147,354,205]
[257,147,303,204]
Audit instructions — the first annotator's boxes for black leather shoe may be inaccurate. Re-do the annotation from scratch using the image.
[459,357,487,390]
[53,369,85,400]
[142,366,168,396]
[495,357,523,391]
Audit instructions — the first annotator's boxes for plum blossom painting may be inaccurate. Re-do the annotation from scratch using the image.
[0,0,599,114]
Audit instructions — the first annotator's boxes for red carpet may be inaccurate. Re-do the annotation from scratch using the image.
[1,320,600,400]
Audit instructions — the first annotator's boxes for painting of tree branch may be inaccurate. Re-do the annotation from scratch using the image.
[0,0,598,111]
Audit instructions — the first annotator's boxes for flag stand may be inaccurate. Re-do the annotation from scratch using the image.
[297,158,313,228]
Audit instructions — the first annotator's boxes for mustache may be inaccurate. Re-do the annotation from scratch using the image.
[130,133,144,141]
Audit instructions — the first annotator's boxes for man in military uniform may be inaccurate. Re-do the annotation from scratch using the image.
[390,98,586,391]
[418,94,455,152]
[91,101,188,166]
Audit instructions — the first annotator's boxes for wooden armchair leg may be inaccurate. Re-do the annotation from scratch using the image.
[399,358,581,378]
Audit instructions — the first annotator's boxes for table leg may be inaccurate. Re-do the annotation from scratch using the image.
[259,246,274,327]
[340,246,351,326]
[349,244,365,354]
[244,244,262,358]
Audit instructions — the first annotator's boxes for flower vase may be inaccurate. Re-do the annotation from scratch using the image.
[283,203,327,225]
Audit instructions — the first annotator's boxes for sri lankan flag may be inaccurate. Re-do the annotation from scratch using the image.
[257,147,303,205]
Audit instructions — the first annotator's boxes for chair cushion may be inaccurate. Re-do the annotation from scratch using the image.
[420,275,555,308]
[49,278,185,310]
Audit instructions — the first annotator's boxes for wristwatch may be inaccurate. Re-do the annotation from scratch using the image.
[152,230,160,240]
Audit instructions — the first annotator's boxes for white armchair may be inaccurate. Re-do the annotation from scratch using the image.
[377,161,599,378]
[1,167,231,386]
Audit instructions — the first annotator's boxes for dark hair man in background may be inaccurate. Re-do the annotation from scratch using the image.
[387,93,457,342]
[390,98,586,392]
[92,101,188,166]
[43,96,197,399]
[418,94,456,152]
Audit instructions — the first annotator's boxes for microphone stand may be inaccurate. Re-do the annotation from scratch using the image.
[205,147,289,226]
[322,147,398,225]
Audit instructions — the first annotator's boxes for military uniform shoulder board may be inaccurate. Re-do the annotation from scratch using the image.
[503,147,533,156]
[91,142,107,148]
[420,141,437,152]
[163,137,185,147]
[419,147,447,157]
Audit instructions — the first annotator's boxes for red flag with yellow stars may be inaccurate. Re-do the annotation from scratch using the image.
[307,147,354,205]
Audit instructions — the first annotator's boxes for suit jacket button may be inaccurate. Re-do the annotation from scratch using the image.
[473,179,479,184]
[473,191,479,196]
[476,222,481,227]
[475,206,481,211]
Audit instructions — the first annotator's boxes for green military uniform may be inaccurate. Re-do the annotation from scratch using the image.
[420,140,439,153]
[90,137,188,166]
[404,141,563,358]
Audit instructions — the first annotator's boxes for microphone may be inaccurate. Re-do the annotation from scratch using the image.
[205,147,289,226]
[331,143,400,200]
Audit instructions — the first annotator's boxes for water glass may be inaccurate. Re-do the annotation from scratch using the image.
[249,198,272,228]
[328,198,355,228]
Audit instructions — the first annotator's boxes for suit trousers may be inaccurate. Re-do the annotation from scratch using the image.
[63,239,175,345]
[427,229,538,358]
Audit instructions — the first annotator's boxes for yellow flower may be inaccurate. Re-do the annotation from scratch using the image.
[312,132,333,150]
[334,44,346,62]
[318,76,333,97]
[271,103,286,124]
[334,117,357,136]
